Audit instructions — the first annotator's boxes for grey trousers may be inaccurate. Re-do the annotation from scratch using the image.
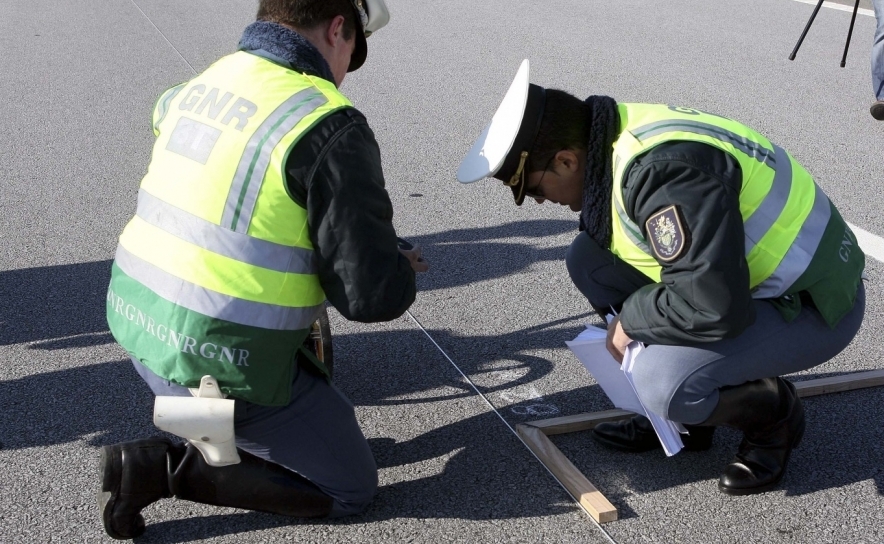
[566,231,866,424]
[873,0,884,100]
[133,359,377,517]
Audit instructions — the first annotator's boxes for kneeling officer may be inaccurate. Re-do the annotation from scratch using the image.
[100,0,428,539]
[457,60,865,495]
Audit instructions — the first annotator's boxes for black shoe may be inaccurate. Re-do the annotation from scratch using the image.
[99,439,334,539]
[698,378,805,496]
[718,379,805,495]
[871,100,884,121]
[98,438,176,540]
[592,415,715,453]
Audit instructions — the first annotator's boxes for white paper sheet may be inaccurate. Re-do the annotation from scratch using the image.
[565,325,644,414]
[567,324,685,456]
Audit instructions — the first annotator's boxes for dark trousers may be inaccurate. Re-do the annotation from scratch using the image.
[133,359,377,517]
[565,232,866,424]
[565,231,654,319]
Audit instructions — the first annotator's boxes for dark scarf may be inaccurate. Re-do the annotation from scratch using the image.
[238,21,335,83]
[578,96,620,249]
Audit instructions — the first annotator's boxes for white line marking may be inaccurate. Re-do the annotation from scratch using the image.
[849,222,884,264]
[128,0,197,74]
[405,310,618,542]
[791,0,874,17]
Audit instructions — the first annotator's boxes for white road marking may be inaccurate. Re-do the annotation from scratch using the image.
[494,370,561,416]
[791,0,874,17]
[849,222,884,264]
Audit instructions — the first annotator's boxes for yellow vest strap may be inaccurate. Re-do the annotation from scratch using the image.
[153,84,186,136]
[752,184,831,299]
[631,119,776,168]
[221,88,329,233]
[613,197,652,253]
[743,144,791,249]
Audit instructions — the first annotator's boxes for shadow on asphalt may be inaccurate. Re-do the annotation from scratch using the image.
[0,259,115,347]
[0,321,585,537]
[551,384,884,519]
[405,219,577,292]
[3,324,884,537]
[0,218,576,346]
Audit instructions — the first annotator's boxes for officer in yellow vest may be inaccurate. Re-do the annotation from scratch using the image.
[99,1,428,539]
[458,60,865,496]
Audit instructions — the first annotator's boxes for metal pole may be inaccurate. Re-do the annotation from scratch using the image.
[840,0,862,67]
[789,0,826,61]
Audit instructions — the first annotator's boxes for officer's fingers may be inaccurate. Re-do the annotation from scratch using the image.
[398,247,419,262]
[605,330,623,364]
[412,258,429,273]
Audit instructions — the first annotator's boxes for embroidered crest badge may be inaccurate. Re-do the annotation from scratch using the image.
[645,205,686,261]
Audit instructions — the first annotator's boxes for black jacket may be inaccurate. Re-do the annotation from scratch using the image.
[285,108,416,322]
[237,22,415,323]
[618,141,756,345]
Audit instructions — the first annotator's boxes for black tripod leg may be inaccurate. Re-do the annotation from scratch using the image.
[789,0,826,60]
[840,0,862,67]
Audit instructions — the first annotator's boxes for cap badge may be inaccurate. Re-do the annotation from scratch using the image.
[352,0,370,35]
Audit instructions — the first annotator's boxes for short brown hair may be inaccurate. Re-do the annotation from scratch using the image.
[257,0,356,40]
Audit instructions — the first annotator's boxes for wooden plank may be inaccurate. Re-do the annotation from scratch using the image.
[516,423,618,524]
[795,369,884,397]
[528,370,884,435]
[527,409,634,435]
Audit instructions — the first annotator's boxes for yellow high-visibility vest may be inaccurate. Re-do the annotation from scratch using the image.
[610,104,832,300]
[107,52,352,405]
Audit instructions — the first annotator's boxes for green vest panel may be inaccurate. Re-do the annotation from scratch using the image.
[107,52,352,405]
[609,104,863,327]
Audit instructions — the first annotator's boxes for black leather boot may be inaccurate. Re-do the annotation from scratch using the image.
[99,440,334,540]
[170,444,333,518]
[98,437,177,540]
[698,377,805,495]
[592,415,715,452]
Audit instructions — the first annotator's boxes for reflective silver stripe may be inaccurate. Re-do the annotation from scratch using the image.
[632,121,776,169]
[743,144,792,252]
[614,197,652,254]
[752,183,831,299]
[115,245,323,331]
[136,189,316,275]
[222,89,329,233]
[154,85,184,132]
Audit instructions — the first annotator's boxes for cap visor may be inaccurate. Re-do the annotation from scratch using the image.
[455,60,530,183]
[347,29,367,72]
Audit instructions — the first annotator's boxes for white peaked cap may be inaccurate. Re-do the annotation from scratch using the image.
[456,60,531,184]
[363,0,390,35]
[348,0,391,72]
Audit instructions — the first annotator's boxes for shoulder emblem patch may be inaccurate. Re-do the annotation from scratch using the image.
[646,205,686,262]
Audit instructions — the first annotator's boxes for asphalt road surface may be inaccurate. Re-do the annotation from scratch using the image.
[2,0,883,543]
